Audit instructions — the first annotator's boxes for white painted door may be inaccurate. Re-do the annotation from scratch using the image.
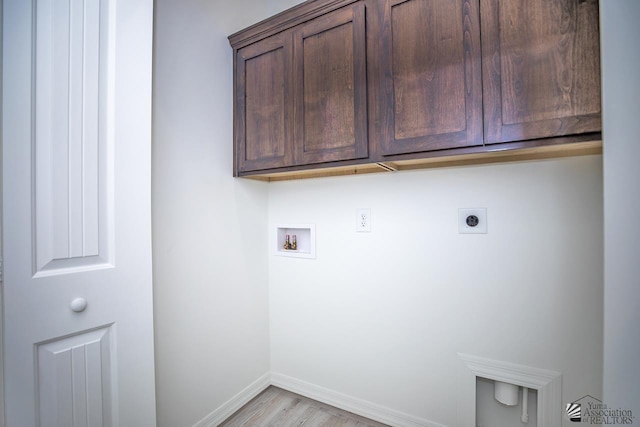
[2,0,156,426]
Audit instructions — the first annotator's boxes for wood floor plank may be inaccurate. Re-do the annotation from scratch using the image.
[220,387,282,427]
[253,390,305,426]
[219,387,390,427]
[263,392,309,426]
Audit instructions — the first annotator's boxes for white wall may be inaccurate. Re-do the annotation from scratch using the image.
[0,0,4,423]
[268,156,603,426]
[152,1,272,425]
[266,0,304,15]
[152,0,609,426]
[601,0,640,421]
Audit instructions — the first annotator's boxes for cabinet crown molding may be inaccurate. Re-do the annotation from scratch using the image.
[228,0,359,49]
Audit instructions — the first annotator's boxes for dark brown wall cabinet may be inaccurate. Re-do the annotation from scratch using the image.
[229,0,601,178]
[481,0,601,144]
[234,2,367,173]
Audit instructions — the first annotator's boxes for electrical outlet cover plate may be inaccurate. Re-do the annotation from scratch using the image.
[356,208,371,232]
[459,208,487,234]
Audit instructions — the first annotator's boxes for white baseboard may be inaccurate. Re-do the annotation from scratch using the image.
[193,372,271,427]
[270,372,446,427]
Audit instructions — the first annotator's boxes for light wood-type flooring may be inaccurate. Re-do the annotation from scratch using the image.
[219,386,390,427]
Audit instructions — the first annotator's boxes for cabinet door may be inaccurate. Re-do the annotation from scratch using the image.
[293,3,368,165]
[377,0,483,156]
[236,32,294,172]
[481,0,601,144]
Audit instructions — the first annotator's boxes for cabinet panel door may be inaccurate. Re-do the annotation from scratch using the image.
[378,0,483,156]
[481,0,601,144]
[236,33,294,172]
[293,3,368,165]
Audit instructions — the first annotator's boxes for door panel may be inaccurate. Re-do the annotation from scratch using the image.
[391,0,466,139]
[378,0,483,156]
[36,327,114,427]
[237,33,294,172]
[34,0,112,275]
[481,0,601,143]
[2,0,156,426]
[293,3,368,165]
[302,22,355,152]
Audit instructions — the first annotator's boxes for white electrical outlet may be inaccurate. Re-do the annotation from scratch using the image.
[459,208,487,234]
[356,208,371,232]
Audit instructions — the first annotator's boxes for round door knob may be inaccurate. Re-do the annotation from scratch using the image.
[70,297,88,313]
